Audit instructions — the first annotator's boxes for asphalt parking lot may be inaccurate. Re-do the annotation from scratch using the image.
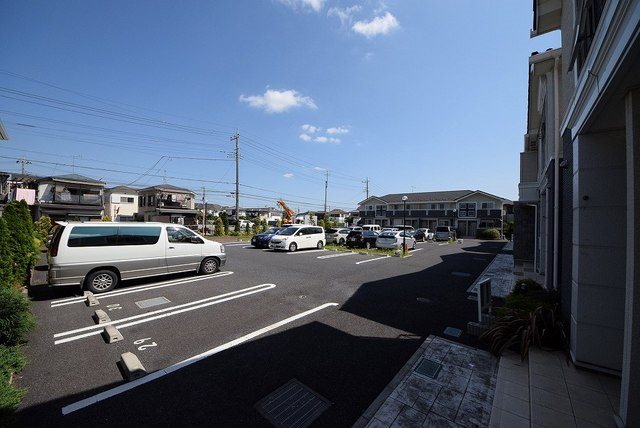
[15,238,505,427]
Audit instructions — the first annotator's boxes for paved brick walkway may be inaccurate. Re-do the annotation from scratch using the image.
[467,241,514,298]
[356,336,498,428]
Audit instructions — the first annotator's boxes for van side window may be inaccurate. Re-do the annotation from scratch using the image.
[167,227,196,243]
[118,227,161,245]
[313,227,322,234]
[68,226,118,247]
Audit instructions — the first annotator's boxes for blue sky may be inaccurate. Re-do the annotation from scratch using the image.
[0,0,560,211]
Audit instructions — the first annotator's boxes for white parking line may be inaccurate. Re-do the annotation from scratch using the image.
[222,242,250,247]
[50,271,234,308]
[54,283,276,345]
[355,256,390,265]
[60,302,339,415]
[438,243,448,246]
[286,249,327,255]
[411,248,424,253]
[317,252,357,259]
[242,246,254,249]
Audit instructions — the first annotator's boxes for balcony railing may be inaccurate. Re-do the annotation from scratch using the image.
[157,200,191,209]
[53,192,102,205]
[477,209,502,219]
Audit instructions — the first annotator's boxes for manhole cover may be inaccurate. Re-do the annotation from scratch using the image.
[443,327,462,338]
[414,358,442,379]
[135,296,170,309]
[255,379,331,428]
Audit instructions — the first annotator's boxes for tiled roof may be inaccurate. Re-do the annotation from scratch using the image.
[138,183,195,194]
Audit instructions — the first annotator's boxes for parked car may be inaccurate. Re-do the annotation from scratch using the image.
[434,226,456,241]
[251,227,284,248]
[381,227,399,233]
[350,226,363,231]
[269,225,325,252]
[345,230,379,249]
[376,230,416,250]
[414,228,434,242]
[48,222,226,293]
[325,228,351,245]
[394,225,415,232]
[361,224,381,233]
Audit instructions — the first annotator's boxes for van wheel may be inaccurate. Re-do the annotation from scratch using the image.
[200,257,219,274]
[86,269,118,294]
[317,241,324,249]
[411,240,416,250]
[339,238,345,245]
[289,242,297,252]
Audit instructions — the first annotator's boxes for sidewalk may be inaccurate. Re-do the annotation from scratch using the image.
[355,335,498,428]
[467,241,514,298]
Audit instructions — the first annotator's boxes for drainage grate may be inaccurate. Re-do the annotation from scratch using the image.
[414,358,442,379]
[135,296,170,309]
[255,379,331,428]
[443,327,462,338]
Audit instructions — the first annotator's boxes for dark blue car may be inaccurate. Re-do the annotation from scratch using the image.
[251,227,284,248]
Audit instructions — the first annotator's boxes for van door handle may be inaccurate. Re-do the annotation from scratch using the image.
[169,246,175,249]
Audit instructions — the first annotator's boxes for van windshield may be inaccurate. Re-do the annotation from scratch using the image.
[279,227,298,236]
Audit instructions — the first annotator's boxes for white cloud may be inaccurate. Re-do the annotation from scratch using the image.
[301,124,319,133]
[239,89,317,113]
[364,52,374,61]
[283,173,294,178]
[314,136,340,144]
[326,126,349,135]
[327,5,361,25]
[299,133,312,142]
[277,0,325,13]
[352,12,399,38]
[313,166,326,171]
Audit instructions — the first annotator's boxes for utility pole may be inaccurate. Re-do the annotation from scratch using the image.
[230,130,240,226]
[323,170,329,214]
[363,177,369,199]
[201,186,207,235]
[16,157,31,175]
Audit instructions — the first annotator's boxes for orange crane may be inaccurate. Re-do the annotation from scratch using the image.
[277,199,295,224]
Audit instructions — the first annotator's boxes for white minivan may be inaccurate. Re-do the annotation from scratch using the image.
[48,222,226,293]
[269,225,325,252]
[361,224,381,233]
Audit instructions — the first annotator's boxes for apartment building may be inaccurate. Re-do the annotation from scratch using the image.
[515,1,639,425]
[358,190,510,236]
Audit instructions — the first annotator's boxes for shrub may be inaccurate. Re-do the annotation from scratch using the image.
[477,228,501,240]
[512,278,544,295]
[2,201,39,286]
[214,217,224,236]
[33,216,52,242]
[0,288,36,346]
[482,285,564,359]
[0,218,13,290]
[0,345,27,419]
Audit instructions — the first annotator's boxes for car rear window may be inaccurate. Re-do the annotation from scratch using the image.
[68,226,118,247]
[363,231,378,237]
[436,226,450,232]
[379,232,396,237]
[326,228,337,233]
[347,231,362,237]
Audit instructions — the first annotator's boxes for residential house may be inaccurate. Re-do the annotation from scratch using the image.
[137,184,197,225]
[358,190,510,237]
[23,173,105,221]
[319,208,349,225]
[295,211,317,225]
[223,206,247,218]
[104,186,138,222]
[515,1,640,425]
[195,202,223,217]
[244,207,283,224]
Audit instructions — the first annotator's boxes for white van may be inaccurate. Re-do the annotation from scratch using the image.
[361,224,381,233]
[269,225,325,252]
[48,222,226,293]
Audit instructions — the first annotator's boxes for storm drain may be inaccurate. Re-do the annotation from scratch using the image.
[135,296,170,309]
[443,327,462,338]
[414,358,442,379]
[255,379,331,428]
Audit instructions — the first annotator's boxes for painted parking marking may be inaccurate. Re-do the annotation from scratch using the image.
[61,302,339,415]
[50,271,234,308]
[286,249,327,255]
[317,252,357,259]
[410,248,424,253]
[222,242,250,247]
[134,337,158,351]
[355,256,390,265]
[438,243,448,246]
[53,283,276,345]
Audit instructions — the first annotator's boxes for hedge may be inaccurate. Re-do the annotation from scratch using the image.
[477,227,501,240]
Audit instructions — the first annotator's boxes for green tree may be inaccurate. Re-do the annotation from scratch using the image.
[2,201,38,287]
[214,216,224,236]
[0,217,14,289]
[33,216,52,242]
[220,211,230,235]
[262,218,268,232]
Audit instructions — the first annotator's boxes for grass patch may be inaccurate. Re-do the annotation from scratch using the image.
[0,345,27,420]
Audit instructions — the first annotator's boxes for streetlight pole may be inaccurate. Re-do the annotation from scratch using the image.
[402,195,408,255]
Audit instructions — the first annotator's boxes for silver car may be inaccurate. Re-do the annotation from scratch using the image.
[325,228,351,245]
[435,226,455,241]
[375,231,416,250]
